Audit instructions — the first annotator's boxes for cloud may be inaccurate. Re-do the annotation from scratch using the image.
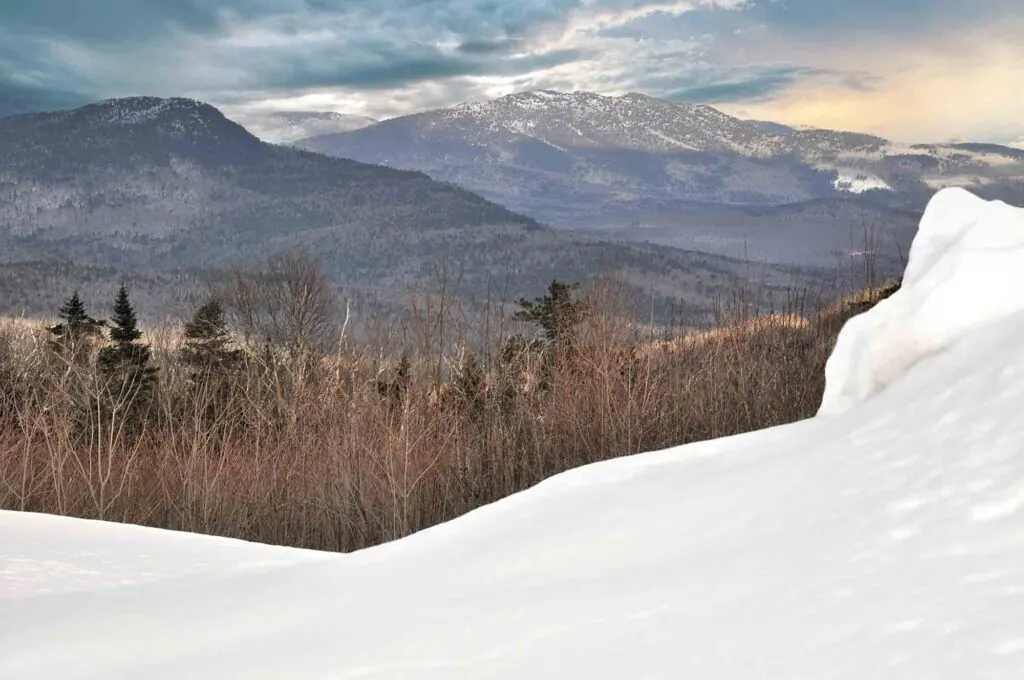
[660,66,820,103]
[0,79,90,118]
[0,0,1021,144]
[754,0,1022,35]
[708,10,1024,143]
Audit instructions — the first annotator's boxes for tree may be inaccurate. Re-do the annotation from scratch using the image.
[98,284,157,410]
[181,298,242,376]
[451,341,486,416]
[48,290,104,354]
[221,250,339,356]
[514,280,588,343]
[107,285,142,344]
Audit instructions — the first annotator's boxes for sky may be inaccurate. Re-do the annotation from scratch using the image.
[0,0,1022,145]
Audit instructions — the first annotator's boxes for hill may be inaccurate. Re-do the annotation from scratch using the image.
[0,97,830,321]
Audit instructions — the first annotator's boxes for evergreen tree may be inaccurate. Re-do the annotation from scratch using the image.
[514,280,588,343]
[181,299,241,375]
[48,290,104,352]
[453,343,485,415]
[107,285,142,344]
[98,284,157,409]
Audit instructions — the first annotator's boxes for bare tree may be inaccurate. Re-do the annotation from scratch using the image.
[220,250,339,356]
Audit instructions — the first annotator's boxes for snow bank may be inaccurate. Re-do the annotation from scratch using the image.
[2,188,1024,678]
[819,187,1024,415]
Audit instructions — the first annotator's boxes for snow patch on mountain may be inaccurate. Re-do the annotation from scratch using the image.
[82,97,211,132]
[833,171,892,194]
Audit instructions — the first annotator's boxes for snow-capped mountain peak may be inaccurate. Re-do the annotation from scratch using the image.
[421,89,773,155]
[295,89,1024,228]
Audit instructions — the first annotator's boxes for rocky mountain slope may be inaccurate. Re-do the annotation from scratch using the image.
[0,97,828,321]
[297,90,1024,266]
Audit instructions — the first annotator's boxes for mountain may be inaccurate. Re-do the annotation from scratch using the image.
[296,90,1024,266]
[239,111,378,144]
[0,97,829,321]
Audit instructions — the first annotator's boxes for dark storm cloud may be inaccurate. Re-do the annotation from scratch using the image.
[251,44,587,90]
[0,0,593,100]
[664,66,821,103]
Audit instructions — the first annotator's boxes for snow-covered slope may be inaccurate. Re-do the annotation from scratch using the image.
[821,188,1024,415]
[2,189,1024,678]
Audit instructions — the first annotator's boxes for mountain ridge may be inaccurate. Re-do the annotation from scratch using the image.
[294,89,1023,266]
[0,96,830,321]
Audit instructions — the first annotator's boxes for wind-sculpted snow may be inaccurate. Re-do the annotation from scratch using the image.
[820,188,1024,415]
[2,193,1024,678]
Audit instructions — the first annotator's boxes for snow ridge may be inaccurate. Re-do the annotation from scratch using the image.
[820,187,1024,414]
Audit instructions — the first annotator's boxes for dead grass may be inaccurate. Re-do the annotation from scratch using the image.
[0,279,897,552]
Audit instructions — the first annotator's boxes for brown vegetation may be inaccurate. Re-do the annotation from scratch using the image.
[0,273,900,553]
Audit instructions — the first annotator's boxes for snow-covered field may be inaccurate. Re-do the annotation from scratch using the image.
[2,188,1024,678]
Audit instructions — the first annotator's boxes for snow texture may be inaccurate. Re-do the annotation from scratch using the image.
[2,189,1024,678]
[833,171,893,194]
[820,187,1024,415]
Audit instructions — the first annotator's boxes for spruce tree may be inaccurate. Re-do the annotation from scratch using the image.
[98,284,157,408]
[48,290,104,352]
[182,299,241,376]
[514,280,587,343]
[107,285,142,344]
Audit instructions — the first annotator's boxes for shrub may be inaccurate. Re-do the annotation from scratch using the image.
[0,278,890,551]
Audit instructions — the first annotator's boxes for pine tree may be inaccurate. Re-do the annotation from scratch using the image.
[107,285,142,344]
[98,284,157,410]
[48,290,104,352]
[514,280,588,343]
[181,299,241,375]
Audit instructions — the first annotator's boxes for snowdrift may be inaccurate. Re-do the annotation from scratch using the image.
[820,187,1024,415]
[2,188,1024,678]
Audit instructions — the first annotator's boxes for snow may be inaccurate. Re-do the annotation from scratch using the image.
[92,97,204,127]
[820,187,1024,415]
[2,188,1024,677]
[833,171,893,193]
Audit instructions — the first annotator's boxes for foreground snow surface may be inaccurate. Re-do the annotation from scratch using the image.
[3,191,1024,678]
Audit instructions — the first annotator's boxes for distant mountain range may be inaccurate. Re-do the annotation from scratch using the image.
[0,96,827,321]
[240,111,378,144]
[295,90,1024,266]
